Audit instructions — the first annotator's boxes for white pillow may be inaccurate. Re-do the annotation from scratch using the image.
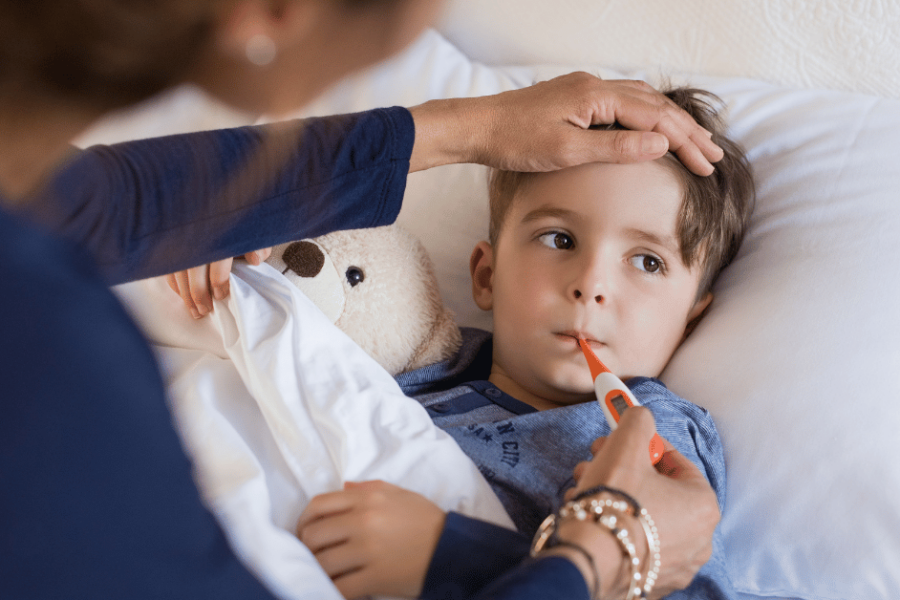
[295,30,900,600]
[438,0,900,100]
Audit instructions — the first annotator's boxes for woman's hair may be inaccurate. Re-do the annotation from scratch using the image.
[488,86,756,298]
[0,0,221,110]
[0,0,405,111]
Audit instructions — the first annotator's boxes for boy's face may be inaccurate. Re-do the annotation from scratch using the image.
[471,160,712,410]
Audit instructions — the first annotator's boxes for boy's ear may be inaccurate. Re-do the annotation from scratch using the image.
[469,241,495,311]
[682,292,713,341]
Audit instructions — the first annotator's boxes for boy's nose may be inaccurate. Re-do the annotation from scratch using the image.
[569,256,608,304]
[572,288,604,304]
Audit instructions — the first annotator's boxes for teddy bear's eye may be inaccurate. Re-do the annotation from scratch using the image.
[345,266,365,287]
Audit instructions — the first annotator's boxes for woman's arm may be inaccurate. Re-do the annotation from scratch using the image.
[32,108,413,285]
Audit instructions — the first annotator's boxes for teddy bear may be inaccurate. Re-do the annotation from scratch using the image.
[265,223,462,376]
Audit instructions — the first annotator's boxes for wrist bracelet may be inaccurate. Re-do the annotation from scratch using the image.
[571,485,640,513]
[531,486,661,600]
[636,506,661,597]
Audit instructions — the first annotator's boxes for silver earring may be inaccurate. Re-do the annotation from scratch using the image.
[246,34,277,67]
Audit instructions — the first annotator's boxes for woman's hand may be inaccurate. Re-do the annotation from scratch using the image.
[409,72,724,176]
[295,480,446,600]
[563,408,720,599]
[165,248,271,318]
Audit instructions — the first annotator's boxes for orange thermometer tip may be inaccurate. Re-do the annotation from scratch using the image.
[577,337,610,380]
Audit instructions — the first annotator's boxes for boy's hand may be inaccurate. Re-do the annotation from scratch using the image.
[296,480,446,600]
[165,248,271,318]
[409,72,724,177]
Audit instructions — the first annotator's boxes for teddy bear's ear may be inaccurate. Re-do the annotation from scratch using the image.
[267,239,346,323]
[404,305,463,373]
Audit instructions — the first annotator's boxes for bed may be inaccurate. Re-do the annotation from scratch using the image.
[80,1,900,599]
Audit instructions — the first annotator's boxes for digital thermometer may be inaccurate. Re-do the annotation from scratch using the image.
[577,338,666,465]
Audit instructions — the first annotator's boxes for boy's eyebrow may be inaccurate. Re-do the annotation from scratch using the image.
[520,206,579,223]
[519,207,681,255]
[626,227,680,255]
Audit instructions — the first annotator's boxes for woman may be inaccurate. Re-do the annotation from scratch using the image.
[0,1,723,598]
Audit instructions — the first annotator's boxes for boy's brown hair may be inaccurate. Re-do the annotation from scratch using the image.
[488,87,755,298]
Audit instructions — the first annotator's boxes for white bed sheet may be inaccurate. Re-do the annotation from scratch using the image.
[114,264,513,600]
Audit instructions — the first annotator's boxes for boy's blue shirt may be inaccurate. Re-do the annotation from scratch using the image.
[397,327,734,600]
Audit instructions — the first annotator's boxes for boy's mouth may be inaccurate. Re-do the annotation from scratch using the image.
[556,331,602,347]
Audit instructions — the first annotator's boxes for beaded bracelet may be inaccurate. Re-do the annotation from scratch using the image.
[531,486,661,600]
[569,486,661,598]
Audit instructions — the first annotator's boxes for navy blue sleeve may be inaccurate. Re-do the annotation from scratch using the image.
[422,512,532,600]
[470,556,590,600]
[422,512,588,600]
[29,107,413,284]
[1,213,280,599]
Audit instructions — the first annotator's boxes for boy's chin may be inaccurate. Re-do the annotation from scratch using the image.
[539,380,597,406]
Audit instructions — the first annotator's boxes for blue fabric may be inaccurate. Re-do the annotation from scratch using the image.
[471,556,590,600]
[401,327,735,600]
[0,108,413,599]
[23,108,412,284]
[423,511,534,600]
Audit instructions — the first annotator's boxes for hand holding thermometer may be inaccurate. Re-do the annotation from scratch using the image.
[578,338,666,465]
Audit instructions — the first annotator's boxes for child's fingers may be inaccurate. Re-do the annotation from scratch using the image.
[297,510,357,553]
[295,490,359,534]
[332,566,381,600]
[312,542,366,581]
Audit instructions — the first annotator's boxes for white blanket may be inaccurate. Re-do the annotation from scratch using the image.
[115,264,513,600]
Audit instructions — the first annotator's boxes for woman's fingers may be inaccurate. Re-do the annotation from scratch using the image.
[600,78,724,165]
[208,258,233,301]
[590,436,607,455]
[186,264,213,315]
[169,268,203,318]
[409,72,723,176]
[574,406,659,494]
[165,249,275,317]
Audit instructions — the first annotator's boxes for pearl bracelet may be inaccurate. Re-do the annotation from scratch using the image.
[531,487,660,600]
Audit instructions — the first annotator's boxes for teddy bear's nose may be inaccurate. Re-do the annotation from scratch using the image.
[282,241,325,277]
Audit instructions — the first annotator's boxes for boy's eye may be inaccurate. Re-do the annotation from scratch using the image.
[631,254,664,274]
[538,232,574,250]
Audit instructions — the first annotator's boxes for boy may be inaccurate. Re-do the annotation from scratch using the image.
[297,87,754,600]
